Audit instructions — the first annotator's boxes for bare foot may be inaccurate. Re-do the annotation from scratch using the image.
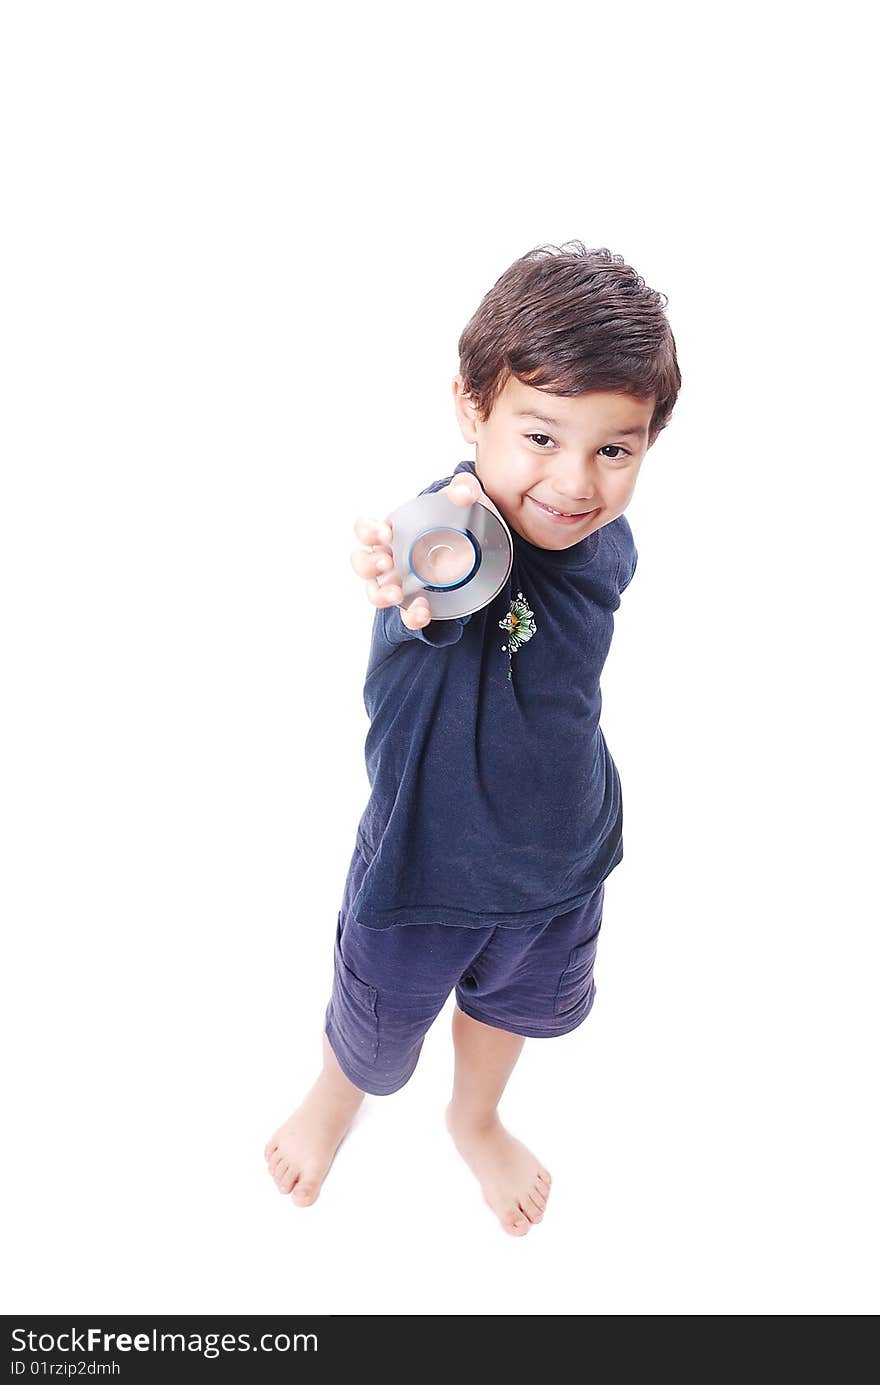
[445,1104,551,1236]
[265,1044,365,1206]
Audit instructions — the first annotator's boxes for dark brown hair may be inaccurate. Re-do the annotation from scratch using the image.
[457,241,681,447]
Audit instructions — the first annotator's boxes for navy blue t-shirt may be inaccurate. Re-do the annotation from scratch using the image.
[351,458,638,929]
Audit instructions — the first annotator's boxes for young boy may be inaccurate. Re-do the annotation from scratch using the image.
[265,241,681,1235]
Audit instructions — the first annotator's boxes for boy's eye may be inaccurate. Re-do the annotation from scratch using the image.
[526,434,630,461]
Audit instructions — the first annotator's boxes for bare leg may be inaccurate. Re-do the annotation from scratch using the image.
[264,1032,366,1206]
[445,1006,551,1236]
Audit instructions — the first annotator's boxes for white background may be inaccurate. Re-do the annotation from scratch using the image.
[2,0,877,1316]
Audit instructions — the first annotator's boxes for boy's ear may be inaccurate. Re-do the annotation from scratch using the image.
[452,375,480,440]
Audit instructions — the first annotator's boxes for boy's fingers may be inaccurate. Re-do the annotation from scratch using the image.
[354,515,393,545]
[399,597,432,630]
[351,544,394,579]
[353,513,396,587]
[364,576,431,626]
[365,576,403,608]
[443,476,483,506]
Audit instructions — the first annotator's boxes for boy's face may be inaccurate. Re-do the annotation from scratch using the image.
[452,374,655,550]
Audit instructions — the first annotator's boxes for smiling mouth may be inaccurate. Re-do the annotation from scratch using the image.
[527,494,596,518]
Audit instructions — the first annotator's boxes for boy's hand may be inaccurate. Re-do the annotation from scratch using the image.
[351,473,483,631]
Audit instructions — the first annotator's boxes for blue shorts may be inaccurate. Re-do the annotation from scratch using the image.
[324,845,605,1096]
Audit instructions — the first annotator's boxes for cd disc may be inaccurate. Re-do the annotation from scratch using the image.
[381,486,513,620]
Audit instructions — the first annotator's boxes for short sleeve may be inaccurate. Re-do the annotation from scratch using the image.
[618,548,638,594]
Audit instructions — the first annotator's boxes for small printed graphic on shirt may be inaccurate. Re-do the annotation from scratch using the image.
[499,591,537,683]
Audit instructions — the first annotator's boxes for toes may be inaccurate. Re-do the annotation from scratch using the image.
[530,1185,548,1210]
[518,1198,542,1225]
[502,1208,531,1236]
[264,1139,278,1162]
[526,1193,545,1221]
[274,1159,293,1191]
[278,1168,298,1193]
[291,1179,320,1207]
[536,1169,552,1193]
[268,1150,284,1175]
